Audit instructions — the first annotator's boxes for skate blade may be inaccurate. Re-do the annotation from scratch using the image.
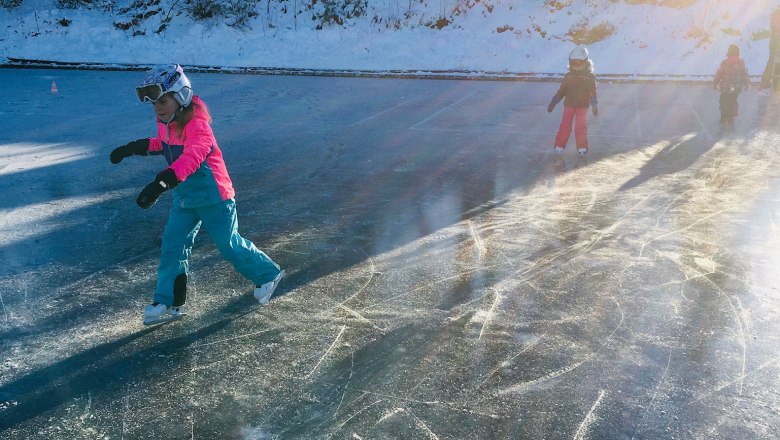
[143,313,185,326]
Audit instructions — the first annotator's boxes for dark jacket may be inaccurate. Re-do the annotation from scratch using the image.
[552,70,597,108]
[715,56,749,93]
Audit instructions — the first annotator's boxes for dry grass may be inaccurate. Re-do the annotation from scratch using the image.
[568,20,616,45]
[624,0,695,7]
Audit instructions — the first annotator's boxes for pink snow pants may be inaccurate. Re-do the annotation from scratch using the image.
[554,106,589,150]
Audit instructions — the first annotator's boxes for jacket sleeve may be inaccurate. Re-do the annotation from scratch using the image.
[168,119,215,182]
[713,62,724,87]
[548,91,563,110]
[555,77,567,101]
[549,78,567,107]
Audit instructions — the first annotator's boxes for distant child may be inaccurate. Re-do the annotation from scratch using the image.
[110,64,284,325]
[713,44,750,129]
[547,46,599,156]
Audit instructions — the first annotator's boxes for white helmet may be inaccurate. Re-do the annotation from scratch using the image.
[135,64,194,107]
[569,46,589,61]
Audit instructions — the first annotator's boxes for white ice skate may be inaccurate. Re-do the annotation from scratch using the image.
[143,302,185,325]
[554,146,564,153]
[254,270,285,305]
[577,148,588,156]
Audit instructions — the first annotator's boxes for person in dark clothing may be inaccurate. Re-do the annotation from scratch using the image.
[713,44,750,129]
[547,46,598,156]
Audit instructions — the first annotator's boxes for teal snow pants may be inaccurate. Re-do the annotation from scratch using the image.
[154,198,281,306]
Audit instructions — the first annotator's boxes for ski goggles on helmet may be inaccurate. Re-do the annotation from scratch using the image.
[136,83,166,103]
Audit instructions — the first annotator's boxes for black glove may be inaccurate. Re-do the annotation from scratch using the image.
[110,138,150,164]
[136,169,179,209]
[547,95,562,113]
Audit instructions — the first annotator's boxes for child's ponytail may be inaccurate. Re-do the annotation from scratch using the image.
[172,98,211,137]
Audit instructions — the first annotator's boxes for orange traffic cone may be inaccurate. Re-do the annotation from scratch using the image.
[50,80,58,94]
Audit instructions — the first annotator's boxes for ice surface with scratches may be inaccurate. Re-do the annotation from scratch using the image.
[1,69,780,438]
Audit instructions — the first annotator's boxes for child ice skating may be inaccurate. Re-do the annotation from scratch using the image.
[547,46,599,156]
[713,44,750,130]
[110,64,284,325]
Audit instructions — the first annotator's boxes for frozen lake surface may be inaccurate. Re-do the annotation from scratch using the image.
[1,69,780,438]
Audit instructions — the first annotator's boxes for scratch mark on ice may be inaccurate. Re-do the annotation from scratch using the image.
[306,325,347,379]
[354,390,444,406]
[468,220,486,262]
[193,329,273,349]
[326,399,382,440]
[655,270,715,288]
[580,193,651,255]
[122,383,130,439]
[683,261,748,395]
[338,251,377,307]
[0,290,7,324]
[407,408,440,440]
[682,93,715,141]
[639,209,729,257]
[331,348,356,420]
[573,389,606,440]
[632,346,672,440]
[410,91,478,129]
[365,266,485,310]
[356,389,498,418]
[498,360,585,395]
[478,334,545,389]
[599,295,624,354]
[478,289,501,340]
[497,295,623,395]
[685,355,780,406]
[338,304,387,333]
[351,97,420,126]
[377,407,405,424]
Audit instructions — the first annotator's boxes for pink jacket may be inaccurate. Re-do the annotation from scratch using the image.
[148,96,235,207]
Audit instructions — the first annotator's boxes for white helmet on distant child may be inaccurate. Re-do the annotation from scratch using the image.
[569,46,589,61]
[136,64,194,107]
